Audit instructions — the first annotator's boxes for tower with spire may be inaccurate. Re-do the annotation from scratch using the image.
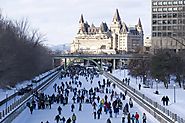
[110,9,122,34]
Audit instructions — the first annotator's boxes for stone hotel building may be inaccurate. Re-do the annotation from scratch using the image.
[71,9,144,54]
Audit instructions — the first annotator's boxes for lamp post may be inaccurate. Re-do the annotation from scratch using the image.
[174,84,176,103]
[155,78,159,94]
[144,74,147,84]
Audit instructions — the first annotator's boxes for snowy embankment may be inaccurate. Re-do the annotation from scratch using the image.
[112,69,185,120]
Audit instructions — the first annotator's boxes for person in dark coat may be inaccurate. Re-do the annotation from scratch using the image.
[93,109,96,119]
[161,96,166,106]
[55,114,61,123]
[66,118,71,123]
[57,106,62,115]
[29,104,34,114]
[127,113,131,123]
[106,118,111,123]
[79,103,82,111]
[165,96,170,106]
[129,98,133,108]
[71,113,76,123]
[61,116,66,123]
[139,84,141,90]
[142,113,147,123]
[71,104,75,112]
[97,109,101,119]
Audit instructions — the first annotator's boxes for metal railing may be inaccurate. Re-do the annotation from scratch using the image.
[104,72,185,123]
[0,68,61,123]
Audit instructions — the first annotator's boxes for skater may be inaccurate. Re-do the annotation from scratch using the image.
[122,114,125,123]
[131,114,135,123]
[161,96,166,106]
[55,114,61,123]
[79,103,82,111]
[165,96,169,106]
[57,106,62,115]
[72,113,76,123]
[129,98,133,108]
[127,113,131,123]
[66,118,71,123]
[139,84,141,90]
[29,104,34,114]
[106,118,111,123]
[93,109,96,119]
[97,108,101,119]
[135,112,140,123]
[61,116,66,123]
[71,104,75,112]
[142,113,146,123]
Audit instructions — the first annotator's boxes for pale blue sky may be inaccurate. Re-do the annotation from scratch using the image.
[0,0,151,46]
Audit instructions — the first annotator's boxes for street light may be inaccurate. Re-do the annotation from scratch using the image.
[155,78,159,94]
[174,84,176,103]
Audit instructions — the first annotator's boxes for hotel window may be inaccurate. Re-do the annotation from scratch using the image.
[158,14,162,18]
[153,14,157,18]
[168,13,173,18]
[173,1,178,5]
[152,26,157,31]
[179,1,183,4]
[178,7,183,11]
[167,32,172,36]
[158,8,162,12]
[162,26,167,30]
[152,20,157,25]
[158,20,163,24]
[158,32,162,36]
[178,13,183,17]
[168,8,173,11]
[162,32,167,37]
[173,13,177,17]
[163,20,168,24]
[153,1,158,5]
[173,20,177,24]
[163,14,167,18]
[163,8,167,12]
[173,7,178,11]
[168,1,172,5]
[158,1,163,5]
[152,8,157,12]
[167,26,172,30]
[163,1,167,5]
[178,19,183,24]
[168,20,172,24]
[158,26,162,30]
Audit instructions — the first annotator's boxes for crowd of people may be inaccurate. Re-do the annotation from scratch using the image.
[26,64,148,123]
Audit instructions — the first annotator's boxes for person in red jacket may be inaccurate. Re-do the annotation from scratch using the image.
[135,112,140,123]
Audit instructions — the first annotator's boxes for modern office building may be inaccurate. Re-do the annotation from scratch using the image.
[71,9,144,54]
[151,0,185,52]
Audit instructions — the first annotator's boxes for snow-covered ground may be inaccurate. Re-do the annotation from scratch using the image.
[12,74,158,123]
[0,70,58,112]
[112,69,185,120]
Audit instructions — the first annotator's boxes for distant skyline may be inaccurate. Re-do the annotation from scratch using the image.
[0,0,151,46]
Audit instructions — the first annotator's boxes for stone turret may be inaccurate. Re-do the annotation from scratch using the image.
[110,9,122,34]
[78,14,88,34]
[136,18,143,32]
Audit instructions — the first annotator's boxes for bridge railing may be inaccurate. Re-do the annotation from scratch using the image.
[104,72,185,123]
